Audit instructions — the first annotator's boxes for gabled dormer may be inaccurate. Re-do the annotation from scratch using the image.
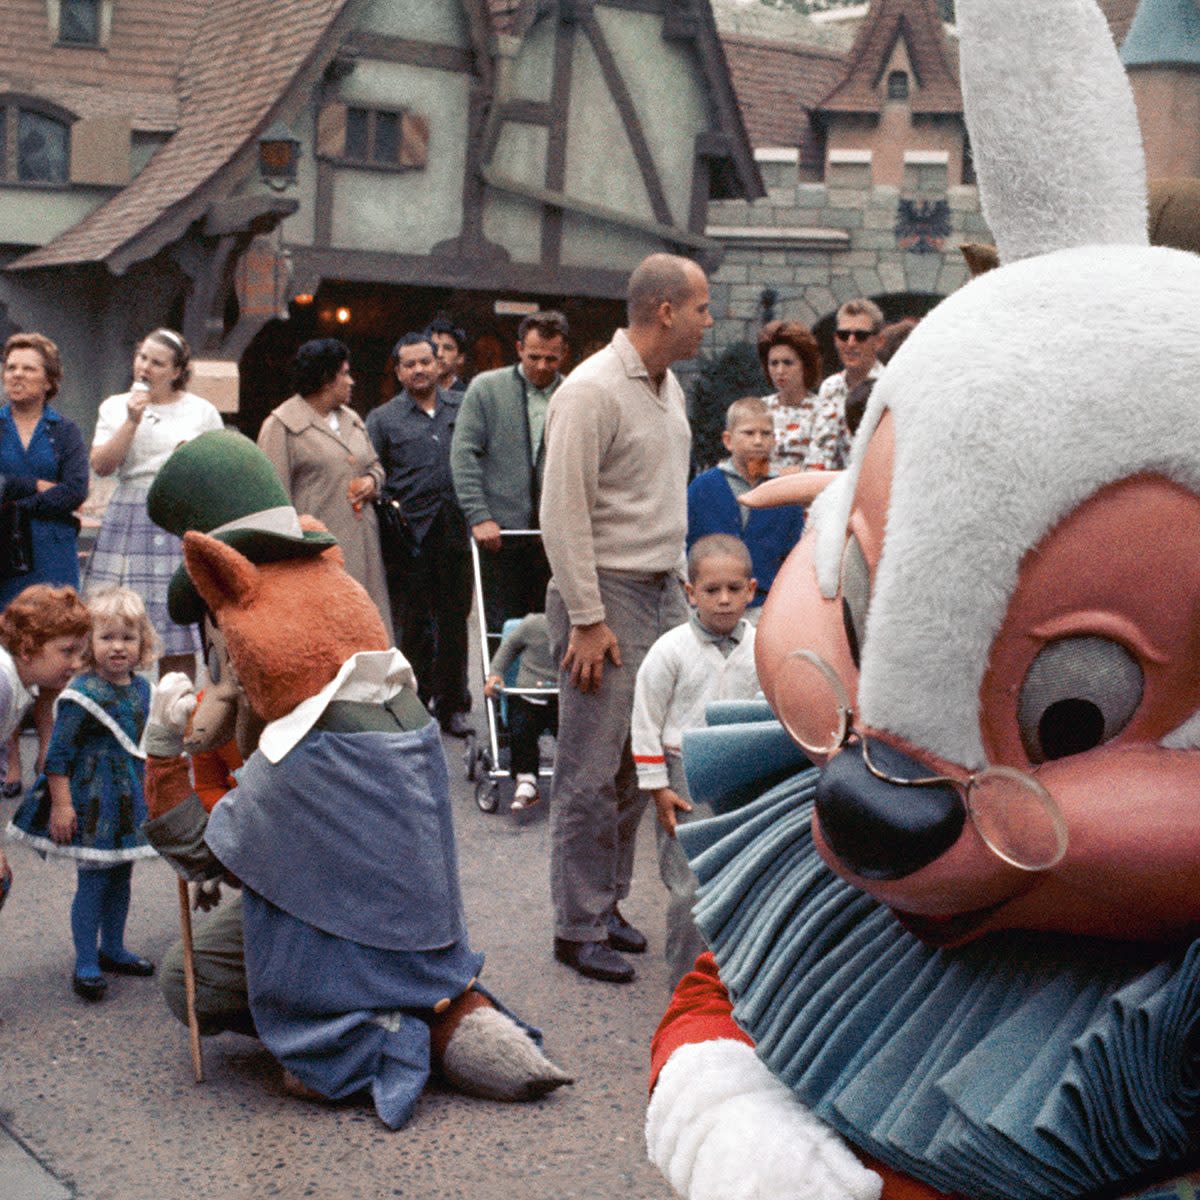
[814,0,965,186]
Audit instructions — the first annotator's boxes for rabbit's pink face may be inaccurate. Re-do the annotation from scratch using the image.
[759,411,1200,947]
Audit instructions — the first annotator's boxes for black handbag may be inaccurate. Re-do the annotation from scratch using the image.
[374,496,417,564]
[0,503,34,579]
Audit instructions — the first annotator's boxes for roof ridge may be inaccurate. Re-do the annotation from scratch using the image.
[719,30,848,59]
[816,0,961,115]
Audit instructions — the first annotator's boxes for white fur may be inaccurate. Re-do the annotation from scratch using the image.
[957,0,1147,263]
[440,1006,572,1102]
[646,1040,882,1200]
[804,0,1200,769]
[811,246,1200,768]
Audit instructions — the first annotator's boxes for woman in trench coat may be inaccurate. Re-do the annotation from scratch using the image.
[257,339,393,641]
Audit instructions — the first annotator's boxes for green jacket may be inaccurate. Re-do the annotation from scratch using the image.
[450,365,558,530]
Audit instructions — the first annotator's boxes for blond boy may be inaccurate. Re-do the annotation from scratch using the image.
[631,534,760,986]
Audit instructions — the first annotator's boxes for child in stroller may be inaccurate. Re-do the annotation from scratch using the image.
[483,613,557,812]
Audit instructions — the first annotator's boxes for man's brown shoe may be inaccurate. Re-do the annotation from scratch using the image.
[554,938,635,983]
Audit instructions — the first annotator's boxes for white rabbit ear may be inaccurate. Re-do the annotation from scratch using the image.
[957,0,1149,263]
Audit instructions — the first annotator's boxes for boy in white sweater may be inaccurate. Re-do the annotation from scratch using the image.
[632,534,760,986]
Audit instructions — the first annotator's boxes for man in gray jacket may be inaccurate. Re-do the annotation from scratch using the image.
[450,311,568,631]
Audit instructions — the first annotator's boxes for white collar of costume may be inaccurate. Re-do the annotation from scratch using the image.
[257,649,417,764]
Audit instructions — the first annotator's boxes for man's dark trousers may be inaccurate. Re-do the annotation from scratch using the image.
[478,536,551,633]
[387,503,473,719]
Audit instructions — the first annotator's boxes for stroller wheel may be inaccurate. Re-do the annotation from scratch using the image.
[464,731,479,781]
[475,778,500,813]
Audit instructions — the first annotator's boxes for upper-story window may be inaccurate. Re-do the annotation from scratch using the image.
[887,70,910,100]
[1,99,72,185]
[59,0,100,44]
[48,0,113,48]
[317,103,429,172]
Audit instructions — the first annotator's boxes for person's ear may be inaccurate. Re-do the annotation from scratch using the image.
[722,429,733,452]
[746,577,758,604]
[684,580,697,607]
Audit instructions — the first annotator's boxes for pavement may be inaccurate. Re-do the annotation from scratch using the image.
[0,719,680,1200]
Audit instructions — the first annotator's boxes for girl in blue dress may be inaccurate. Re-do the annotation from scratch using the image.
[8,586,160,1001]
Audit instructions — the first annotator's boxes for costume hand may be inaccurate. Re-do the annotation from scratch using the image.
[472,520,502,552]
[49,802,77,844]
[194,878,222,912]
[146,672,198,757]
[647,1040,883,1200]
[484,673,504,699]
[562,622,620,693]
[654,787,693,836]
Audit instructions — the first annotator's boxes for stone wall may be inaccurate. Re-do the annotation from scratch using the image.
[705,147,994,370]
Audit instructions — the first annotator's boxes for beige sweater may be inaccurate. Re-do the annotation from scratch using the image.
[540,330,691,625]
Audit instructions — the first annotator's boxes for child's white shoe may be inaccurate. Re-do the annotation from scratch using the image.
[512,775,540,812]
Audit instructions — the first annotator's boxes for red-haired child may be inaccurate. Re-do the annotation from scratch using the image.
[0,584,90,911]
[8,586,159,1000]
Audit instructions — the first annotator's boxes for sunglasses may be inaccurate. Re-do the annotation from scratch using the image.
[835,329,878,343]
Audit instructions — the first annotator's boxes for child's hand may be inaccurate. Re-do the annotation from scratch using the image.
[483,673,503,699]
[49,801,77,844]
[654,787,693,837]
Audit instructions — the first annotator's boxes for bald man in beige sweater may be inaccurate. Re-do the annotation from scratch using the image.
[541,253,713,983]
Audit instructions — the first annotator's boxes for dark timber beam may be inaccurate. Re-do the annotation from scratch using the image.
[289,244,633,300]
[541,17,576,267]
[342,32,474,74]
[580,12,675,229]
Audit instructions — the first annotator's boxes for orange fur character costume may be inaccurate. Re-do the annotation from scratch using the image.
[141,430,570,1126]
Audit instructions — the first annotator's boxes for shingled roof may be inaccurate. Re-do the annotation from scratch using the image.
[720,33,845,164]
[817,0,962,115]
[9,0,359,273]
[0,0,199,131]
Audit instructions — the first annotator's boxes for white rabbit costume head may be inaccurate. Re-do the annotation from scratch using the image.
[755,0,1200,946]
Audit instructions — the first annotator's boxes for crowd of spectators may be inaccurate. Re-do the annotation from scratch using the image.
[0,255,897,993]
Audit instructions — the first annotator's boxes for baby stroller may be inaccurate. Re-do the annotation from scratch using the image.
[464,530,557,814]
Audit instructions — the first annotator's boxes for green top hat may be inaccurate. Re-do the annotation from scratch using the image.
[147,429,338,625]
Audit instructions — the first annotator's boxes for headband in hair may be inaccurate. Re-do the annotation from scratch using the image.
[149,329,187,356]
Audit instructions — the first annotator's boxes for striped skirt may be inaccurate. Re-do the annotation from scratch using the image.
[81,479,200,657]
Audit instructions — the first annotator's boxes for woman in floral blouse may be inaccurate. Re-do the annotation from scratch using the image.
[757,321,841,474]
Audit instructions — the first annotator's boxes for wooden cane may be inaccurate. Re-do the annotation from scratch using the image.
[176,876,204,1083]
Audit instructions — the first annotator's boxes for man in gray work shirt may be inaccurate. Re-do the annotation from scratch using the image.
[540,253,713,983]
[450,310,569,632]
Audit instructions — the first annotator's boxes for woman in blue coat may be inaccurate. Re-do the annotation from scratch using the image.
[0,333,89,794]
